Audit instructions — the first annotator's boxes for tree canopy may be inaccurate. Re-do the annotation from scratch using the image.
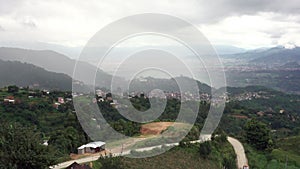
[0,122,57,169]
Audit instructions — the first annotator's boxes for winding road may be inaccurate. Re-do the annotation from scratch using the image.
[51,136,248,169]
[228,137,248,169]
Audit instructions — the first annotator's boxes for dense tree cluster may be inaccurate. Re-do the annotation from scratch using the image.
[0,123,57,169]
[244,119,273,150]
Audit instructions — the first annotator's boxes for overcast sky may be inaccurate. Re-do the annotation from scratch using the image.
[1,0,300,52]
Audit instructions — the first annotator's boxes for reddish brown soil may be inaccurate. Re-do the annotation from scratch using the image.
[140,122,174,135]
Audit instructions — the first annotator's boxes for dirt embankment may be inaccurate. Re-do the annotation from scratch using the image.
[140,122,174,135]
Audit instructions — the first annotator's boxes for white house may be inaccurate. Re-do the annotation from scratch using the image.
[77,141,105,154]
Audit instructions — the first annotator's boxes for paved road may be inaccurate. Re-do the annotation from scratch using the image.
[227,137,248,169]
[50,155,100,169]
[52,136,248,169]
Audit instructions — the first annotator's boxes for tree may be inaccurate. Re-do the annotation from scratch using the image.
[244,119,272,150]
[97,154,124,169]
[0,123,57,169]
[199,141,212,159]
[48,127,84,154]
[7,85,19,93]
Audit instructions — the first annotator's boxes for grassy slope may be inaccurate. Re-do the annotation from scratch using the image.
[245,139,300,169]
[274,136,300,167]
[121,147,218,169]
[93,140,235,169]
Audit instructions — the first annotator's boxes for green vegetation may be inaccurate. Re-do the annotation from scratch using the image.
[221,86,300,138]
[227,69,300,94]
[1,84,300,168]
[245,144,300,169]
[244,119,273,150]
[0,123,57,169]
[199,141,211,159]
[0,86,88,161]
[94,138,236,169]
[242,121,300,169]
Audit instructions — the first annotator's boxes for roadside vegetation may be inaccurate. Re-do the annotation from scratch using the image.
[93,135,236,169]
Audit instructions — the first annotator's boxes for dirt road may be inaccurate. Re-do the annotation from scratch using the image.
[227,137,248,169]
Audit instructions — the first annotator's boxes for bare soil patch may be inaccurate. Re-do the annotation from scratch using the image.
[140,122,175,135]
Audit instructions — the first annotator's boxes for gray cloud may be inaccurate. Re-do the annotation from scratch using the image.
[269,32,284,39]
[19,16,37,29]
[0,0,299,49]
[191,0,300,23]
[218,0,300,14]
[21,19,37,28]
[0,25,4,31]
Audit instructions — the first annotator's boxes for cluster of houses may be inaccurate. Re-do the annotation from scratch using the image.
[229,91,272,101]
[94,90,119,108]
[1,87,73,111]
[127,91,212,101]
[95,89,212,103]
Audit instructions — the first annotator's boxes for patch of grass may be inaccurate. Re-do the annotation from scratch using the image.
[94,145,219,169]
[244,144,300,169]
[93,139,236,169]
[271,149,300,167]
[277,136,300,155]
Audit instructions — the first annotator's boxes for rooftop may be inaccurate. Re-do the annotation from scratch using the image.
[77,141,105,149]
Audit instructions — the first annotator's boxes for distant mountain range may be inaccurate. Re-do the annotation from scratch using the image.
[223,46,300,66]
[279,62,300,69]
[213,45,246,55]
[251,47,300,66]
[129,76,211,93]
[0,47,212,93]
[1,46,300,94]
[219,46,300,94]
[0,47,125,88]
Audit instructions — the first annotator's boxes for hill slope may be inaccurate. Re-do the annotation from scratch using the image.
[250,47,300,66]
[223,46,300,66]
[0,47,125,88]
[0,59,72,90]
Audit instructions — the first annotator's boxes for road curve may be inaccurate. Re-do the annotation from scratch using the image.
[227,137,248,169]
[52,136,247,169]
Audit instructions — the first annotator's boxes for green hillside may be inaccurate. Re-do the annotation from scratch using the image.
[93,139,236,169]
[0,59,72,90]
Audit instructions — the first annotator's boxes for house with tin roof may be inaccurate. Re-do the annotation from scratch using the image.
[77,141,105,154]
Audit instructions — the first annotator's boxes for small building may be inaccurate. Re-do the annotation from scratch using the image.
[279,109,285,114]
[3,96,15,104]
[53,102,61,109]
[199,134,212,142]
[58,97,65,104]
[77,141,105,154]
[256,111,265,117]
[42,90,50,95]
